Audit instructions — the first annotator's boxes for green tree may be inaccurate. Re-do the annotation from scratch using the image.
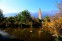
[0,9,4,21]
[16,14,21,21]
[17,10,31,23]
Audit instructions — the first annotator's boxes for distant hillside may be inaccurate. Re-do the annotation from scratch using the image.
[4,13,18,17]
[31,11,57,18]
[3,11,57,18]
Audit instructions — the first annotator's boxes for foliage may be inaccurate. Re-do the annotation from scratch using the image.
[45,16,50,22]
[7,17,15,22]
[17,10,31,23]
[16,14,21,21]
[0,9,4,21]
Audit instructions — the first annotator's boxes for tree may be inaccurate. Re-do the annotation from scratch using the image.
[17,10,31,23]
[16,14,21,21]
[55,1,62,18]
[21,10,31,22]
[57,1,62,11]
[6,17,16,27]
[0,9,4,21]
[7,17,15,23]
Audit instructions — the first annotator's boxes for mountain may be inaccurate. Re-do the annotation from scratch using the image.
[31,11,57,18]
[3,11,57,18]
[3,13,18,17]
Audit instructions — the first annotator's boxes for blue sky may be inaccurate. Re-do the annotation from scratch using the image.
[0,0,61,14]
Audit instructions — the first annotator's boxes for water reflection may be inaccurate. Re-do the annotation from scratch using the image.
[0,29,9,36]
[38,29,42,38]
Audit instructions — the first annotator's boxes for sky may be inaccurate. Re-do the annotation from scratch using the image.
[0,0,61,14]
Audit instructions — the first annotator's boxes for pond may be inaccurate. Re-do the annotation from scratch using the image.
[0,29,25,41]
[0,29,9,36]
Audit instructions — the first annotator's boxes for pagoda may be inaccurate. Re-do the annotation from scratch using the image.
[38,8,42,27]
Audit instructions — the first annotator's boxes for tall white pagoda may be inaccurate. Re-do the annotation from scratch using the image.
[38,8,42,20]
[38,8,42,27]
